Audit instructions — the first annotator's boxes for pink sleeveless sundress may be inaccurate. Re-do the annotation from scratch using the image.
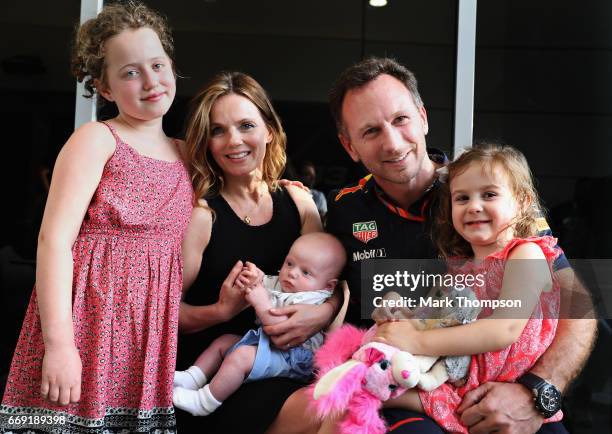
[419,236,563,433]
[0,122,193,433]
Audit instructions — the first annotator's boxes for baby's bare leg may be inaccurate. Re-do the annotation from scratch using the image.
[194,334,242,377]
[209,344,257,401]
[384,388,424,413]
[173,344,257,416]
[174,334,241,390]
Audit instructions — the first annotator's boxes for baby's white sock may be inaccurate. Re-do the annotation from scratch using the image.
[173,384,222,416]
[173,366,207,390]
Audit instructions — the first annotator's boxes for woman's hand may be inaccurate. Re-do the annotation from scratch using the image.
[218,260,250,320]
[41,343,82,406]
[371,320,422,354]
[263,303,333,349]
[179,260,251,333]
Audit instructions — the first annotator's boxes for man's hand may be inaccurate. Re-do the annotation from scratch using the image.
[263,303,332,349]
[457,382,544,434]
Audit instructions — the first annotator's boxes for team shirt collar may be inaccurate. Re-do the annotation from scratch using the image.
[371,148,448,221]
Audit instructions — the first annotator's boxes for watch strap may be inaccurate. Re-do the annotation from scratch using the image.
[517,372,548,391]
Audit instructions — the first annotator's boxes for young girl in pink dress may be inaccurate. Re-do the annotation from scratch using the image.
[371,144,563,433]
[0,3,192,433]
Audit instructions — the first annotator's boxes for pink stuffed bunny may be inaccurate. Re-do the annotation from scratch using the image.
[310,325,422,434]
[311,288,480,434]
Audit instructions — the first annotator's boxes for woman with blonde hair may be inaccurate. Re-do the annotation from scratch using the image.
[177,71,341,433]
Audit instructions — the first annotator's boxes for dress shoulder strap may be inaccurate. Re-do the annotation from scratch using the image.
[99,121,122,144]
[172,138,186,161]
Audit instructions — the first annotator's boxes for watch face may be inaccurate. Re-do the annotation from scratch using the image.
[539,384,562,414]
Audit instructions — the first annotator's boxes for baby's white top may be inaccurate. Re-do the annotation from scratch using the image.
[264,275,333,308]
[262,275,333,351]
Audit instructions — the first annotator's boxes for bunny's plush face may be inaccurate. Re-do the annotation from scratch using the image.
[363,356,400,400]
[353,342,419,401]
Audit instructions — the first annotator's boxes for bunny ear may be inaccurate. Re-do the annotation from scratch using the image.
[313,360,361,400]
[311,361,368,419]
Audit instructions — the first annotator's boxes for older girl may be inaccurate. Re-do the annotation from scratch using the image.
[0,3,191,433]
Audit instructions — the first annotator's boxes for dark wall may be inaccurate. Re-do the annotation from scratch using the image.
[0,0,460,256]
[474,0,612,259]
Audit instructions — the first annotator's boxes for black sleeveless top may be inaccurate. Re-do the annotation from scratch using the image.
[177,187,302,367]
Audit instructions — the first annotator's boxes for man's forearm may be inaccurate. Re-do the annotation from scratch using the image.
[531,267,599,391]
[530,318,597,392]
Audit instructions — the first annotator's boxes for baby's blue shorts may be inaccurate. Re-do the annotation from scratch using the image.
[227,326,314,382]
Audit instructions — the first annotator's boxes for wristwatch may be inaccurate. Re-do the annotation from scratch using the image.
[517,372,562,418]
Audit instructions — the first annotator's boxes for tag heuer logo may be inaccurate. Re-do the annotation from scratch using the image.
[352,221,378,243]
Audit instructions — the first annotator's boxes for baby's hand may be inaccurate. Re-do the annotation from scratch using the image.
[235,261,264,292]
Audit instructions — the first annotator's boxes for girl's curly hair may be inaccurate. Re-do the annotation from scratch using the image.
[71,1,174,99]
[432,143,545,258]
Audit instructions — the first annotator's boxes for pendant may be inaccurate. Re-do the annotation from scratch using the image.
[244,215,251,225]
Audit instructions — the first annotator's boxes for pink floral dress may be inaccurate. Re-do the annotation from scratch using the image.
[0,122,193,433]
[419,236,563,434]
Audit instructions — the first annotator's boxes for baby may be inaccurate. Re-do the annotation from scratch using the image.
[173,232,346,416]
